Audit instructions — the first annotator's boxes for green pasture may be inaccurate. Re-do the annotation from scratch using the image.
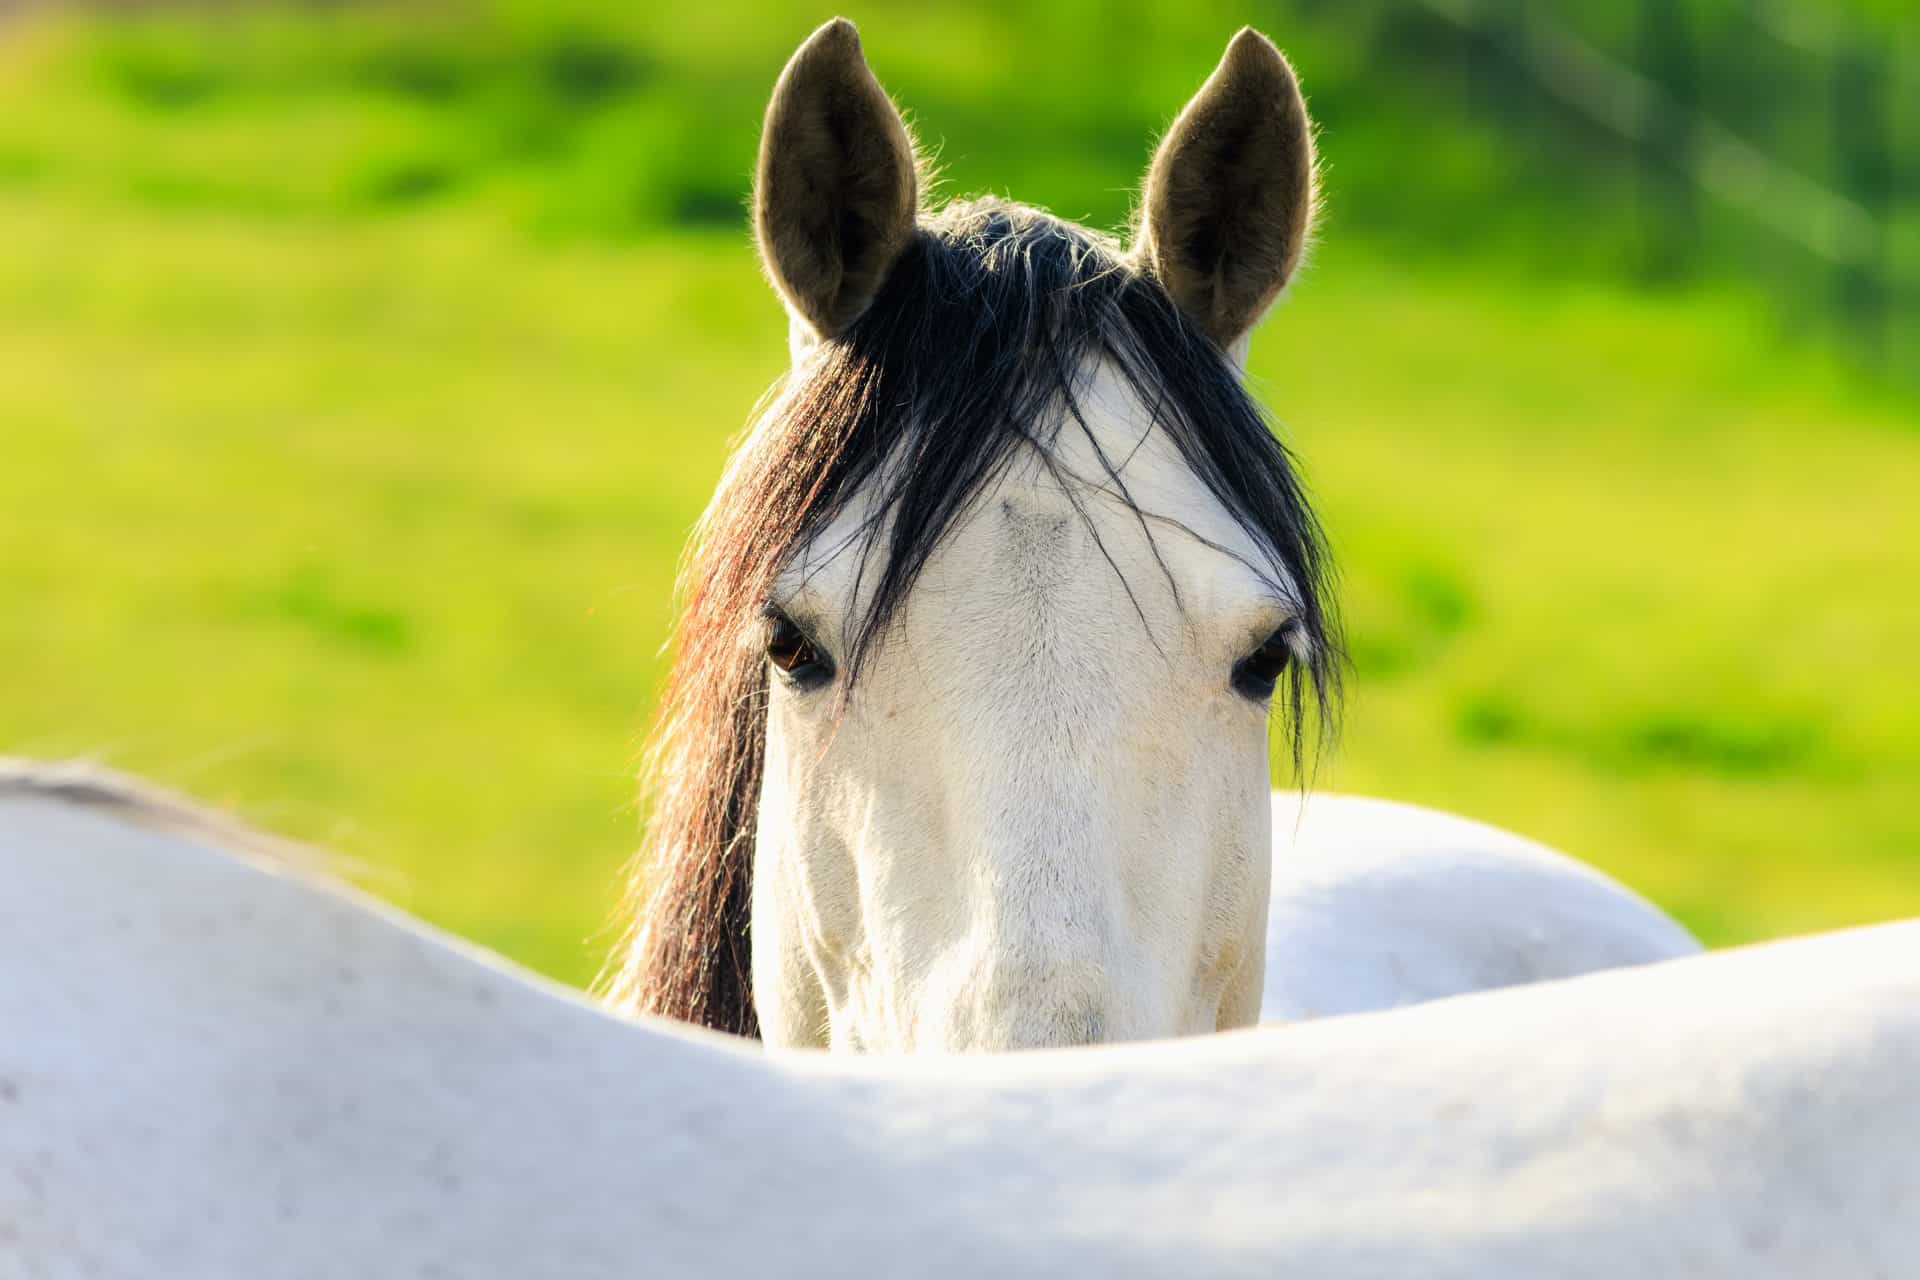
[2,2,1915,988]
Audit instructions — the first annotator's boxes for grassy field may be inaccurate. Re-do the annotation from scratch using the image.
[3,2,1916,987]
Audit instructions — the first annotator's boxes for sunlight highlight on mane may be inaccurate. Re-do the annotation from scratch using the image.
[603,197,1342,1036]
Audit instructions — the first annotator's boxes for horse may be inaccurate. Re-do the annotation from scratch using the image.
[605,20,1696,1050]
[5,762,1917,1278]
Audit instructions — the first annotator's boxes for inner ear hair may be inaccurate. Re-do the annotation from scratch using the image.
[755,18,921,341]
[1132,27,1317,349]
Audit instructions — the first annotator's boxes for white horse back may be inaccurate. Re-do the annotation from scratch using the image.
[6,770,1917,1278]
[1263,792,1700,1022]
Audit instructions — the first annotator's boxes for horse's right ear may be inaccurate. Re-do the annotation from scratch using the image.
[755,18,919,353]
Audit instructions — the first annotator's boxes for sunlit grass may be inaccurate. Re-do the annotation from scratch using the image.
[2,3,1914,986]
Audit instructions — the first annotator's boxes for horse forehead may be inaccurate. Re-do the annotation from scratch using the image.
[778,359,1278,623]
[944,364,1271,602]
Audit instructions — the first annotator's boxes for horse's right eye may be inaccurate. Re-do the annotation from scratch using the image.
[766,612,834,689]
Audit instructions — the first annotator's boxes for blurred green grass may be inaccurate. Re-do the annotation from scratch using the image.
[2,1,1915,986]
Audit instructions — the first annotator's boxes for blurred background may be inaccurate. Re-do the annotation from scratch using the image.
[1,0,1913,988]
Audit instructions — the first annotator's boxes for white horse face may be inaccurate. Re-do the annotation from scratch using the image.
[616,22,1327,1047]
[752,362,1304,1050]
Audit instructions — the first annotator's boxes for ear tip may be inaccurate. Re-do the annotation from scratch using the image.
[1223,26,1293,80]
[805,16,864,57]
[777,18,874,102]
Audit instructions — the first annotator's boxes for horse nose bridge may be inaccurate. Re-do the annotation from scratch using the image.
[949,835,1135,1001]
[948,738,1146,916]
[964,802,1118,923]
[917,729,1155,1046]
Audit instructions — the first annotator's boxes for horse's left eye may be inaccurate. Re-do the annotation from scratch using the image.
[1231,625,1296,701]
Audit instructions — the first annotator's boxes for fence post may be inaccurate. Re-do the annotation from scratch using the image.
[1635,0,1698,282]
[1831,33,1894,369]
[1465,0,1527,122]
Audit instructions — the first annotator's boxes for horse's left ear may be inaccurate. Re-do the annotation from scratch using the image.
[1132,28,1316,356]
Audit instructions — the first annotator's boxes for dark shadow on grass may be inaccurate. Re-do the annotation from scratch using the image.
[1454,691,1835,780]
[216,566,415,657]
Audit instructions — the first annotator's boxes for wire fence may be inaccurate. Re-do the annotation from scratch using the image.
[1393,0,1912,382]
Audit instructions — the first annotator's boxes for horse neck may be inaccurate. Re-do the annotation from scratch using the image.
[1,797,781,1221]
